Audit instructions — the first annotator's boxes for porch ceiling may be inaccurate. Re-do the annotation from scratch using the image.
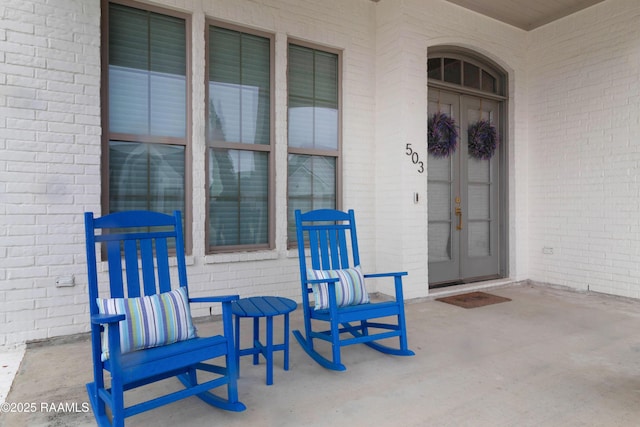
[442,0,605,31]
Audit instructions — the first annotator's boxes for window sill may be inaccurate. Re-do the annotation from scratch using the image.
[204,250,279,264]
[98,255,194,272]
[286,248,305,259]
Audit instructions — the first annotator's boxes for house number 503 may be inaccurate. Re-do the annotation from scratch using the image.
[405,143,424,173]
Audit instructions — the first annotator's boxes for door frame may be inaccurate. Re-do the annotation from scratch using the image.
[426,47,509,288]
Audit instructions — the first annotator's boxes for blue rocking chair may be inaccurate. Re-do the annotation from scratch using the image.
[84,210,245,427]
[293,209,415,371]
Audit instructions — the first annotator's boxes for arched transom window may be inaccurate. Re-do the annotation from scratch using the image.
[428,51,505,97]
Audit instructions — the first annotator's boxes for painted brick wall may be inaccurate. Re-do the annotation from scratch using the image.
[527,0,640,297]
[1,0,102,346]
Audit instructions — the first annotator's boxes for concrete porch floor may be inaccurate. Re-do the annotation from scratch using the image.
[3,283,640,427]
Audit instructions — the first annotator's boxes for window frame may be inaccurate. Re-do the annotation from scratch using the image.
[427,49,506,99]
[204,20,275,254]
[100,0,193,252]
[286,39,343,248]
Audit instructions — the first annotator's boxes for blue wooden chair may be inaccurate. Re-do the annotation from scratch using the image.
[84,210,245,427]
[293,209,415,371]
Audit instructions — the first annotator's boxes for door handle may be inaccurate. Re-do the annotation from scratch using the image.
[455,207,463,230]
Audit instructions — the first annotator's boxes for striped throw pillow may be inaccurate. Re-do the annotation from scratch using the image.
[97,286,196,361]
[307,265,369,310]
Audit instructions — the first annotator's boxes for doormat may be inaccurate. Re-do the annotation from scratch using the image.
[436,291,511,309]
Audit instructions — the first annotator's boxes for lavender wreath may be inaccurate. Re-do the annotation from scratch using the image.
[467,119,498,160]
[428,112,458,158]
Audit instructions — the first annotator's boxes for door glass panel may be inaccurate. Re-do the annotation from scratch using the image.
[468,157,491,182]
[428,182,451,221]
[468,184,490,219]
[428,143,453,265]
[429,223,452,262]
[427,155,451,181]
[468,221,490,257]
[467,108,481,124]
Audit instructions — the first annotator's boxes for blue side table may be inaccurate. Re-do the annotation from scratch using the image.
[232,296,297,385]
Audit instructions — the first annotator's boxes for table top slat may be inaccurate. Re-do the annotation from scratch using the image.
[232,296,296,318]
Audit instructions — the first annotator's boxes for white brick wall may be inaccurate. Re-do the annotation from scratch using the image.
[527,0,640,298]
[1,0,101,346]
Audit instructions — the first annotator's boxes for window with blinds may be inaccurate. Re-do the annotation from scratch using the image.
[207,24,273,251]
[287,43,341,244]
[105,2,188,220]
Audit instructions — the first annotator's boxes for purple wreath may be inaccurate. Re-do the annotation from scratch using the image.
[468,119,498,160]
[428,112,458,158]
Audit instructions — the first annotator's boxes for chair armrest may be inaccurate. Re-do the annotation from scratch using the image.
[90,314,124,366]
[363,272,408,278]
[190,295,240,304]
[91,313,125,325]
[364,272,409,302]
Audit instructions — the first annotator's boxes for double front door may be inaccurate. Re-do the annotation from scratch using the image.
[428,89,504,287]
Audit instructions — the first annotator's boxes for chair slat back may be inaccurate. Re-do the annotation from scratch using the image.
[295,209,361,288]
[85,210,188,315]
[123,240,140,297]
